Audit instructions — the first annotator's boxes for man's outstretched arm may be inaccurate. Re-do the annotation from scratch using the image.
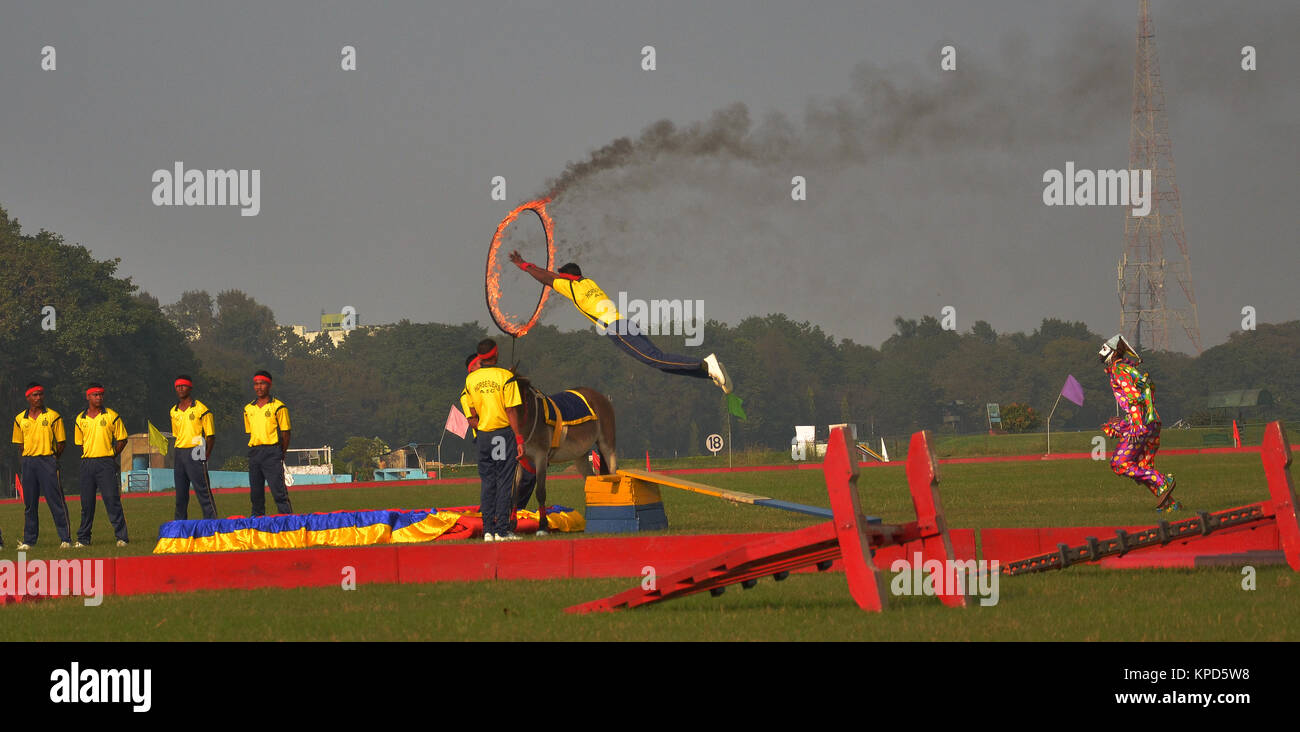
[508,250,559,288]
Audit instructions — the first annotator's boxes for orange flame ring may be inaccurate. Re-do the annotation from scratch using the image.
[486,198,555,337]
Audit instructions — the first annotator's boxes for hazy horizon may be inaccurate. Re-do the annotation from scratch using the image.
[3,0,1296,354]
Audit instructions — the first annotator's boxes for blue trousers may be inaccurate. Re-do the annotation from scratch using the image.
[175,449,219,520]
[477,427,517,536]
[604,327,708,378]
[21,455,72,545]
[248,445,293,516]
[77,457,128,544]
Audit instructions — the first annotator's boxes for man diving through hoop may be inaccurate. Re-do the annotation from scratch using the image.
[508,251,733,394]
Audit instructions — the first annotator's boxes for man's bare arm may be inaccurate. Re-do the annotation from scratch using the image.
[508,250,559,288]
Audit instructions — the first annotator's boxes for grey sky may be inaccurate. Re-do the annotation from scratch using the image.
[2,0,1296,353]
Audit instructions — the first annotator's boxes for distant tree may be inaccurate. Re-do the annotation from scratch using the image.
[1036,318,1094,343]
[0,206,198,492]
[211,290,279,365]
[335,436,390,481]
[890,316,918,340]
[163,290,215,340]
[971,320,997,344]
[1001,402,1041,433]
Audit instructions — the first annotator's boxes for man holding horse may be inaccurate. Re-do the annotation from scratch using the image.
[460,339,525,542]
[464,351,538,515]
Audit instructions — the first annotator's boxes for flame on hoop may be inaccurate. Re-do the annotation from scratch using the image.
[486,198,556,337]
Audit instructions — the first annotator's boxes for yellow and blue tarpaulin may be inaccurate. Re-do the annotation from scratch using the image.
[153,505,584,554]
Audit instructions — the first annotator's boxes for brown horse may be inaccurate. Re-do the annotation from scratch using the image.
[511,376,616,534]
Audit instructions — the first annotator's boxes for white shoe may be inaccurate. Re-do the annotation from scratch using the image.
[74,542,88,549]
[703,354,732,394]
[116,540,128,547]
[483,533,496,542]
[535,529,549,537]
[16,543,32,551]
[498,532,522,541]
[59,542,71,549]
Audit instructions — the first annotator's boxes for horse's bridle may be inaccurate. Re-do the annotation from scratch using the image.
[520,385,545,447]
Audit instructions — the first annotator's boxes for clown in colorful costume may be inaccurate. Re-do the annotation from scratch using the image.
[1098,334,1180,512]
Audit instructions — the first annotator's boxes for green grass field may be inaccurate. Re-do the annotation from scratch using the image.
[434,423,1268,476]
[2,451,1296,641]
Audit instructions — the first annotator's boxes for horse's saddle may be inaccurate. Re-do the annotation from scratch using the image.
[540,390,598,451]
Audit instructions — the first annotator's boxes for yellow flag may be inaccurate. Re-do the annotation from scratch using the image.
[148,421,170,457]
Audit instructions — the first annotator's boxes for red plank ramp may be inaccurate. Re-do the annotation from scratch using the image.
[565,427,967,614]
[903,429,967,608]
[1262,421,1300,571]
[997,420,1300,575]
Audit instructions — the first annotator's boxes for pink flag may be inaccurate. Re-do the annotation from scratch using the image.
[444,405,469,439]
[1060,374,1085,407]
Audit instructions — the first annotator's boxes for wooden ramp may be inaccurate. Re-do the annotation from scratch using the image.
[857,442,887,462]
[568,428,967,613]
[615,468,835,519]
[1001,420,1300,575]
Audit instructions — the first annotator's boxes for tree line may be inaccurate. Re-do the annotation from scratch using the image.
[3,205,1296,488]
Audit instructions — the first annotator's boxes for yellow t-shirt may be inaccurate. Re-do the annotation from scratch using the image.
[244,398,291,447]
[462,367,522,432]
[552,277,623,327]
[171,399,215,449]
[74,408,127,459]
[12,408,67,457]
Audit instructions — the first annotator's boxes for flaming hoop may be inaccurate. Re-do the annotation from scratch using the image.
[486,198,556,337]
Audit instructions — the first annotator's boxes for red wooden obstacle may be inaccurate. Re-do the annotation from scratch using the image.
[1001,420,1300,575]
[1260,421,1300,570]
[566,426,968,614]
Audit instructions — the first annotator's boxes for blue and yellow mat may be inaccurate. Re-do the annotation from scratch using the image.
[153,505,584,554]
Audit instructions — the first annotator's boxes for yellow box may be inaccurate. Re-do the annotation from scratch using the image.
[584,474,663,507]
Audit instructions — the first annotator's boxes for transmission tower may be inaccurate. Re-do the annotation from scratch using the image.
[1118,0,1203,353]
